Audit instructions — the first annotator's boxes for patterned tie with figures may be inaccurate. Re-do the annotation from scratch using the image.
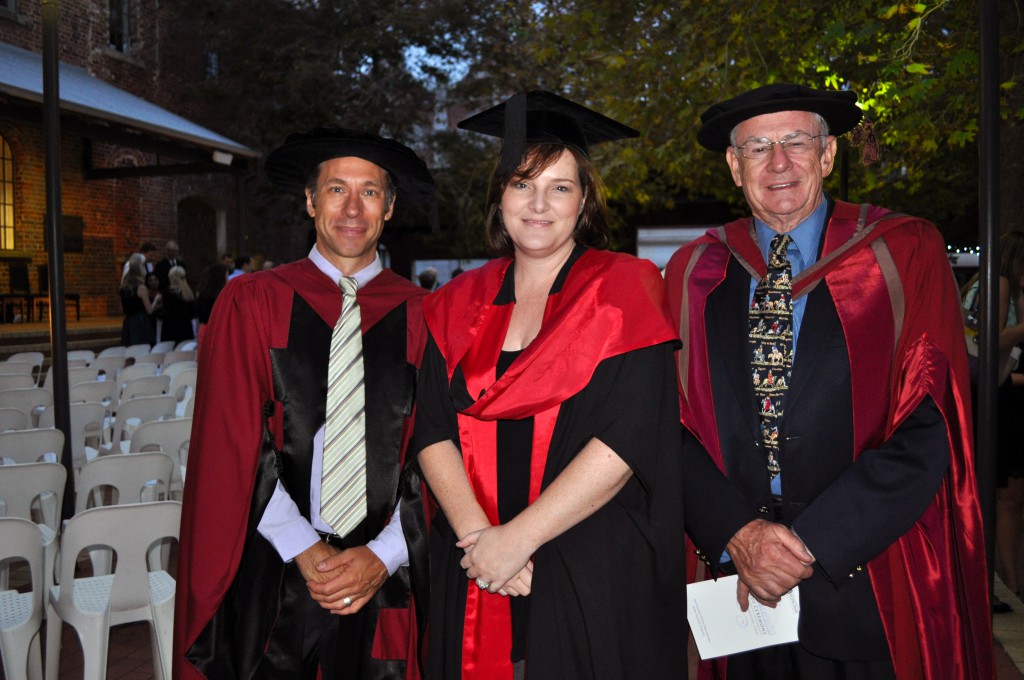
[749,234,793,482]
[320,276,368,537]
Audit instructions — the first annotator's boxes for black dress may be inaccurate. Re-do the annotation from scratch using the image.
[161,289,196,344]
[121,288,155,346]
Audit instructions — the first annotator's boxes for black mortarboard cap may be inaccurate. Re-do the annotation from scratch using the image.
[264,127,435,205]
[697,83,863,153]
[457,90,640,176]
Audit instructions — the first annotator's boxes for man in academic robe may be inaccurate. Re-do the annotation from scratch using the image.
[665,84,992,679]
[173,128,434,680]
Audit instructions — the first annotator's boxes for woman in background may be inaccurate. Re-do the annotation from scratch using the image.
[161,265,196,345]
[120,253,161,346]
[964,231,1024,610]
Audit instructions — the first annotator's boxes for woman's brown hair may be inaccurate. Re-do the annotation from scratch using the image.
[483,144,611,257]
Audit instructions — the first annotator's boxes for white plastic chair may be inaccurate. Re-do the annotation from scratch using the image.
[128,417,191,498]
[0,375,35,392]
[168,368,197,416]
[0,407,28,432]
[42,366,99,393]
[0,388,53,428]
[151,341,175,354]
[174,339,198,352]
[124,344,153,363]
[6,352,44,386]
[76,452,175,512]
[0,429,64,466]
[69,380,117,409]
[39,403,106,476]
[132,352,165,370]
[115,362,159,390]
[0,363,35,378]
[119,375,170,403]
[69,381,119,442]
[45,501,181,680]
[161,350,195,367]
[96,346,126,359]
[90,356,125,383]
[67,350,95,366]
[74,453,177,575]
[0,462,66,605]
[102,395,176,456]
[162,360,196,382]
[0,517,46,680]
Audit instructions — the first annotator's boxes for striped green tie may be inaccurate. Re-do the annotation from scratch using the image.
[320,276,367,537]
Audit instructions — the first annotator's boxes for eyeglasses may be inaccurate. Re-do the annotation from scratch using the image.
[734,133,826,160]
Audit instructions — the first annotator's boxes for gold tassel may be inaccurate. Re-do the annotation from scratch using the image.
[850,119,880,166]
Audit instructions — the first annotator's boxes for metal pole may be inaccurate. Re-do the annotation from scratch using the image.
[978,0,999,599]
[42,0,74,519]
[839,142,849,202]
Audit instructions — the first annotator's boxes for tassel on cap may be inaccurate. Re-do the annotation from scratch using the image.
[850,119,880,166]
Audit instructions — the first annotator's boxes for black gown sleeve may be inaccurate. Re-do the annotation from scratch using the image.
[413,332,459,454]
[791,395,949,583]
[681,431,762,572]
[582,341,681,494]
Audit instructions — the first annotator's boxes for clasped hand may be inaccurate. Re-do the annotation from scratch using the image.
[727,519,815,611]
[458,525,534,597]
[298,542,389,615]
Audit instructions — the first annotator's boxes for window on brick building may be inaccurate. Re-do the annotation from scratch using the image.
[109,0,133,54]
[0,135,13,251]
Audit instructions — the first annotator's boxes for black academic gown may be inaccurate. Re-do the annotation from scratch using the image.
[415,248,687,680]
[174,259,427,680]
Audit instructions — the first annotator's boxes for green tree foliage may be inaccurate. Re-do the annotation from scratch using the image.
[158,1,1022,254]
[466,1,1022,244]
[161,0,481,149]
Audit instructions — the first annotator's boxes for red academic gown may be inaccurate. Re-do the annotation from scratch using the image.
[665,201,993,679]
[173,259,429,680]
[416,247,688,680]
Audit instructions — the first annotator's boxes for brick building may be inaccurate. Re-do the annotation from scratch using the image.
[0,0,256,320]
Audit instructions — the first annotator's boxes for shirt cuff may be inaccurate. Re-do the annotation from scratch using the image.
[257,480,320,562]
[365,500,409,575]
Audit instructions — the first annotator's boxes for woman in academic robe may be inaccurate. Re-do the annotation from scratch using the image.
[413,91,687,680]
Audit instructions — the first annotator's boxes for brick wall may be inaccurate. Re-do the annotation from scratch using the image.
[0,1,249,320]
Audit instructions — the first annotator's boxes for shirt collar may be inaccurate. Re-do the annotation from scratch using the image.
[307,246,382,289]
[753,196,828,267]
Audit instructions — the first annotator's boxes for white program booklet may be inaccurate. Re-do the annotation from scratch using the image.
[687,574,800,659]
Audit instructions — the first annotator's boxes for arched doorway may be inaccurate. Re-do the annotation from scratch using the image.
[177,196,217,280]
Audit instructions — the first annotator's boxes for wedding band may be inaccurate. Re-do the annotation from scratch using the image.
[342,596,352,606]
[476,578,490,590]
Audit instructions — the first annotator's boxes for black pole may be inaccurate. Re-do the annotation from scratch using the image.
[978,0,999,599]
[42,0,74,520]
[839,142,849,202]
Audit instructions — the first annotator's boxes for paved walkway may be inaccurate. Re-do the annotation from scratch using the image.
[21,592,1024,679]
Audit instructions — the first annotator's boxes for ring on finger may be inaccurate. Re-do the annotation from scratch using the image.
[475,577,490,590]
[342,596,352,607]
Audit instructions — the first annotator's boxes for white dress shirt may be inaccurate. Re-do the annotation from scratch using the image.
[256,246,408,575]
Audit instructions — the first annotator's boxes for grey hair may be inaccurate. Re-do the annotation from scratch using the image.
[729,112,830,149]
[305,160,397,210]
